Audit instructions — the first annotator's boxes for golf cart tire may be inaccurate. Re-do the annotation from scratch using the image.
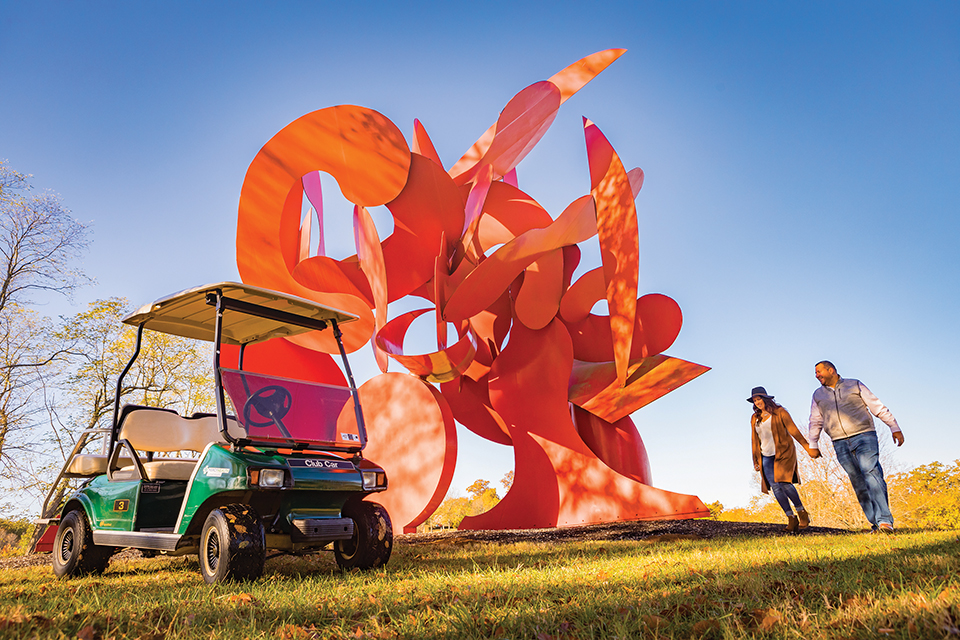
[335,500,392,570]
[52,510,114,578]
[199,504,266,584]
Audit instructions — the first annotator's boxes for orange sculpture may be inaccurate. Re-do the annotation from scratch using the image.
[235,49,711,533]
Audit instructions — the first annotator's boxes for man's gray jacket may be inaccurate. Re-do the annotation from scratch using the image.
[808,378,901,449]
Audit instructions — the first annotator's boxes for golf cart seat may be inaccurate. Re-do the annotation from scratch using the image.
[111,405,241,482]
[64,453,135,477]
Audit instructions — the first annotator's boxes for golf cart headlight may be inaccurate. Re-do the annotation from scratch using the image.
[259,468,285,487]
[362,471,386,489]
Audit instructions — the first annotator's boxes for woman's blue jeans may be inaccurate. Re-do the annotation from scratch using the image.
[761,455,804,516]
[832,431,892,527]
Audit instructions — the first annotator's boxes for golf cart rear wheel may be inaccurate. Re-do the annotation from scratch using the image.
[52,510,114,578]
[199,504,265,584]
[335,500,392,570]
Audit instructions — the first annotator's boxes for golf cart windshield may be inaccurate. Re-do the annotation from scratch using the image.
[220,368,362,449]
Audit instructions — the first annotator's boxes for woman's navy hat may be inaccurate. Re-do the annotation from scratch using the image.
[747,386,774,402]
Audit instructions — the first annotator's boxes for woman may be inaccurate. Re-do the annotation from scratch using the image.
[748,386,812,532]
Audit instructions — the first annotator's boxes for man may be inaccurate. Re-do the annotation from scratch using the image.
[808,361,904,532]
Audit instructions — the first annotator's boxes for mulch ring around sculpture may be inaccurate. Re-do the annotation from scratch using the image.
[398,519,851,546]
[0,520,850,570]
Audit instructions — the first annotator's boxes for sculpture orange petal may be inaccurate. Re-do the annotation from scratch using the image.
[584,118,639,387]
[568,355,711,423]
[237,105,410,352]
[449,49,626,181]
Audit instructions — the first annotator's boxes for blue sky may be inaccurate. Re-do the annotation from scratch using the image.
[2,1,958,510]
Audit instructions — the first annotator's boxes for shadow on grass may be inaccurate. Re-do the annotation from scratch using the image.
[2,532,957,639]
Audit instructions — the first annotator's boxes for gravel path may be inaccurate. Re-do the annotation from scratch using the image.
[397,518,849,545]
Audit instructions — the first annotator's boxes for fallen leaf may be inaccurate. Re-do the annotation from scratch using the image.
[226,593,256,605]
[937,587,957,603]
[77,626,98,640]
[760,611,781,631]
[277,624,313,640]
[692,619,720,635]
[878,628,894,635]
[641,614,666,628]
[5,606,29,624]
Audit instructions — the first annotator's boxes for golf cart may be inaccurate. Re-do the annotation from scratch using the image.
[36,283,391,583]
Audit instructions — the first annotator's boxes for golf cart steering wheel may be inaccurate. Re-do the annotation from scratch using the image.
[242,385,293,436]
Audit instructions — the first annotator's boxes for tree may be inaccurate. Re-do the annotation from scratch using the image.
[704,501,723,520]
[0,161,89,466]
[887,460,960,530]
[0,306,51,463]
[0,160,89,313]
[424,496,471,530]
[3,298,216,521]
[55,298,215,434]
[424,478,503,530]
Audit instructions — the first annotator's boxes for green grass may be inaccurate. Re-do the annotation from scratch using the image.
[1,530,958,639]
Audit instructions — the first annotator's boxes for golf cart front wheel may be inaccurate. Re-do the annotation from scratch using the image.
[52,510,114,578]
[335,500,392,570]
[199,504,265,584]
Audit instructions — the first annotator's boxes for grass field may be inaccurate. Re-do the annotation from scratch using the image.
[1,529,958,639]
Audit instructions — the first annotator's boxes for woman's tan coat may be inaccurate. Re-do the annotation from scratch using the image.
[751,405,810,493]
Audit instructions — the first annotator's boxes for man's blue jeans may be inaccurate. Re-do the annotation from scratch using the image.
[832,431,892,527]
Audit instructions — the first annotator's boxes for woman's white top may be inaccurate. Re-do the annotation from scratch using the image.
[756,415,775,456]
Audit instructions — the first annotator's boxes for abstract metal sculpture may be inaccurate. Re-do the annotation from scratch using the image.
[233,49,711,533]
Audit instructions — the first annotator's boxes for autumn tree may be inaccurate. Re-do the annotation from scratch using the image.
[0,161,89,466]
[887,460,960,530]
[0,160,89,314]
[423,478,505,530]
[3,298,216,519]
[55,298,215,433]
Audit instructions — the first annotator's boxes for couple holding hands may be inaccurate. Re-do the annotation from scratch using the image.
[749,361,904,533]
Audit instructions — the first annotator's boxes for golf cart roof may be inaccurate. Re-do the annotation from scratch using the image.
[122,282,359,345]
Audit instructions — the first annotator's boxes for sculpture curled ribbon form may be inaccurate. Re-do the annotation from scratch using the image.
[236,49,711,532]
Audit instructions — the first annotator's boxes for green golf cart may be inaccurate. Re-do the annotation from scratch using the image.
[36,283,391,583]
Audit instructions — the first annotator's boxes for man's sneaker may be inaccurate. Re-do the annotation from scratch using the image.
[878,523,895,534]
[797,509,810,529]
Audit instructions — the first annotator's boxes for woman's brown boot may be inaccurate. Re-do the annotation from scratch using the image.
[786,514,799,532]
[797,509,810,529]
